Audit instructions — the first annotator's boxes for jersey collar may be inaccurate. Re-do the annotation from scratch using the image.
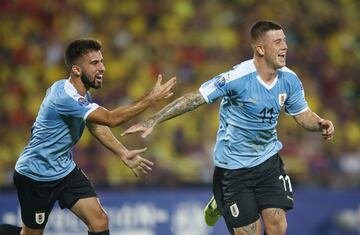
[256,75,278,90]
[65,78,84,98]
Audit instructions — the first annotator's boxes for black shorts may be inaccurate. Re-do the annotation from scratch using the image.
[213,153,294,228]
[13,166,97,229]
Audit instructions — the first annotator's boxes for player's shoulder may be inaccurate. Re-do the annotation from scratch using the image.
[52,79,82,104]
[226,59,256,82]
[278,66,304,86]
[278,66,299,80]
[49,79,66,93]
[45,79,65,99]
[278,67,305,94]
[63,80,94,107]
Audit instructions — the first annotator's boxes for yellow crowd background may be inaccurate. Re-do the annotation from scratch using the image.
[1,0,359,189]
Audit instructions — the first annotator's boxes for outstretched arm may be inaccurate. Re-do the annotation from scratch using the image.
[293,108,334,140]
[87,122,154,177]
[122,90,206,138]
[87,74,176,127]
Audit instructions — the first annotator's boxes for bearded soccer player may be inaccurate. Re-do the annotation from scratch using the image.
[0,38,176,235]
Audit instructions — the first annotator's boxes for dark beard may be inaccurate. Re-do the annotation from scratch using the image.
[80,73,99,89]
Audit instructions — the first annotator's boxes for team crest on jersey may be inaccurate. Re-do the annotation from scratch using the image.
[230,203,239,217]
[35,211,45,225]
[78,97,89,107]
[214,76,226,88]
[278,93,287,107]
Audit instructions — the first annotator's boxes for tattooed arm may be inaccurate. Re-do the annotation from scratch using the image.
[144,90,206,126]
[122,90,206,138]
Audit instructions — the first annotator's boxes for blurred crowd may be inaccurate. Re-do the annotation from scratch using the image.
[0,0,359,189]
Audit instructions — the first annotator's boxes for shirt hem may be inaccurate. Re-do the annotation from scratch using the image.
[15,164,76,182]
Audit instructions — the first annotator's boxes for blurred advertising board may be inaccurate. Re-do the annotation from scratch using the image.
[1,188,359,235]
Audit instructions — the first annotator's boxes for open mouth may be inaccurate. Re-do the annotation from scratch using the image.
[278,54,286,63]
[95,75,103,81]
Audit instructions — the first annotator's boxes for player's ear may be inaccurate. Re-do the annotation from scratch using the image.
[71,65,81,76]
[255,45,265,56]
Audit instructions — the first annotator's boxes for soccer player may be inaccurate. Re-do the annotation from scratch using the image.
[3,38,176,235]
[121,21,334,235]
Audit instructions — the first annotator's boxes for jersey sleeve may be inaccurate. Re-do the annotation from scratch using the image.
[284,75,308,116]
[56,92,99,120]
[199,66,240,103]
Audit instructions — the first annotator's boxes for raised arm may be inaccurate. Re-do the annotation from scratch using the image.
[87,75,176,127]
[122,90,206,138]
[86,122,154,177]
[293,108,334,140]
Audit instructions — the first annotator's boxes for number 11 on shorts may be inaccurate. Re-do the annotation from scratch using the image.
[279,175,292,192]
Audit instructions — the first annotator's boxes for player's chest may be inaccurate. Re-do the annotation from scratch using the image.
[227,84,287,115]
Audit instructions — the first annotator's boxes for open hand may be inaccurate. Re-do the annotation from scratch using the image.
[148,74,176,102]
[121,147,154,177]
[121,122,154,138]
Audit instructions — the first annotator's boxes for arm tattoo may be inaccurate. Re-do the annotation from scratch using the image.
[143,90,206,127]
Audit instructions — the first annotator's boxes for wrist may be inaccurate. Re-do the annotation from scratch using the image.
[317,117,324,131]
[143,94,157,105]
[144,118,157,128]
[118,149,129,160]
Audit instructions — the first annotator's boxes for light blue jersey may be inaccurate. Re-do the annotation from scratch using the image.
[15,79,99,181]
[199,59,308,169]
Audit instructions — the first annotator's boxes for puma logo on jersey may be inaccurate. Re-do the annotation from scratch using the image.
[248,98,257,104]
[215,76,226,88]
[78,97,89,107]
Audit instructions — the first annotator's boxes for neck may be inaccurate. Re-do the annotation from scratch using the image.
[253,57,277,85]
[69,75,88,96]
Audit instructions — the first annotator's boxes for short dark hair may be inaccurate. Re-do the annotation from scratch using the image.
[250,20,283,44]
[64,38,102,68]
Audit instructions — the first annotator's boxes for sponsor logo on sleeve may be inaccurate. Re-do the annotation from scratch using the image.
[214,76,226,88]
[78,97,89,107]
